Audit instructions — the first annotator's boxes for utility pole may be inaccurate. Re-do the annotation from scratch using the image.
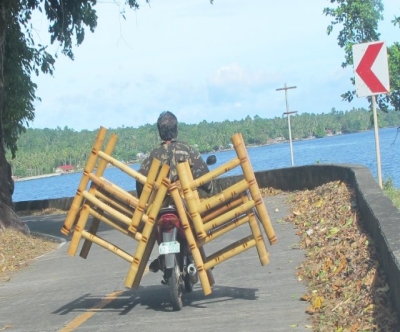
[276,83,297,166]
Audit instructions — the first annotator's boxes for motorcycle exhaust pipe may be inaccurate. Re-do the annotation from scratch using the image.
[187,263,199,285]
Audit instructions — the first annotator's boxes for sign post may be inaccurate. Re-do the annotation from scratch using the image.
[352,41,390,188]
[276,83,297,166]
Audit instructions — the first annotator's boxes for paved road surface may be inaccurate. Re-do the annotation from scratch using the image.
[0,194,310,331]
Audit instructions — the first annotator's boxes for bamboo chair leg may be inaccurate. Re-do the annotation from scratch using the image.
[248,213,270,266]
[131,226,157,289]
[182,159,214,288]
[61,127,108,235]
[241,193,270,266]
[125,176,170,288]
[184,161,201,203]
[78,133,119,252]
[170,184,212,295]
[125,218,157,288]
[79,217,100,259]
[232,132,277,245]
[204,235,256,270]
[199,246,215,286]
[68,204,91,256]
[80,230,133,263]
[129,158,161,234]
[177,161,207,240]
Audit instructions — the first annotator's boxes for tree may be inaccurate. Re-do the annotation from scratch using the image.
[323,0,400,111]
[0,0,147,232]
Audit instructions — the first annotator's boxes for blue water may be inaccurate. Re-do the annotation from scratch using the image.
[13,127,400,202]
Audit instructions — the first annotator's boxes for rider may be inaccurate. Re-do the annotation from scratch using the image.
[136,111,213,272]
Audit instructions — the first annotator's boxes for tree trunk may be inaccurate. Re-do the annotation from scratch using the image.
[0,2,29,234]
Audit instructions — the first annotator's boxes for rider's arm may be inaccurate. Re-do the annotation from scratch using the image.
[136,155,152,198]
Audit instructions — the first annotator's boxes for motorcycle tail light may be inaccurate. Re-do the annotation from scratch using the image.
[158,213,180,231]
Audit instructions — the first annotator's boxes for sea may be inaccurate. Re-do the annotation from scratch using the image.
[12,127,400,202]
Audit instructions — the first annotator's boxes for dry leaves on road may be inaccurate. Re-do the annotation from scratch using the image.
[0,228,58,280]
[285,181,399,331]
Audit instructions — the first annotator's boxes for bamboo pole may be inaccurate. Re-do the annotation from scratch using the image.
[248,212,270,265]
[89,173,139,211]
[61,127,108,235]
[176,161,207,239]
[241,194,270,266]
[190,158,241,190]
[131,226,157,289]
[81,191,134,227]
[198,179,249,214]
[203,200,255,232]
[204,235,256,270]
[94,190,134,217]
[130,159,162,234]
[201,196,243,223]
[87,206,140,239]
[97,150,147,184]
[169,184,212,295]
[147,163,171,206]
[68,204,91,256]
[79,133,120,256]
[81,230,133,263]
[199,214,250,245]
[199,247,215,286]
[232,132,277,245]
[125,175,170,288]
[79,217,101,259]
[184,161,200,203]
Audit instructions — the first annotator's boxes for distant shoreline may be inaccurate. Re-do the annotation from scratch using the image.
[14,127,397,183]
[13,173,62,183]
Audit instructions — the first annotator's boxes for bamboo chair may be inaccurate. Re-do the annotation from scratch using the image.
[61,126,171,289]
[172,132,277,295]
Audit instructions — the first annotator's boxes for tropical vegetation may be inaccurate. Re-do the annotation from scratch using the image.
[7,107,400,177]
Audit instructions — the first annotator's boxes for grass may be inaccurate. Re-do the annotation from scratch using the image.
[383,178,400,208]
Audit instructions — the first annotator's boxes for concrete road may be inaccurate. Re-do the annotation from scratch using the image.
[0,194,310,332]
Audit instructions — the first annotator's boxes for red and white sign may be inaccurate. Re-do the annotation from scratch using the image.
[352,41,390,97]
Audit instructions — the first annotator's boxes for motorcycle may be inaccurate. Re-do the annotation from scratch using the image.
[154,155,217,311]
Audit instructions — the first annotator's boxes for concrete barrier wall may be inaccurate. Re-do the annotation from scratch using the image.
[13,164,400,316]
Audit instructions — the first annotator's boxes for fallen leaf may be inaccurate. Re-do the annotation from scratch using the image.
[305,306,316,315]
[300,294,310,302]
[350,322,359,332]
[312,296,324,309]
[377,284,390,292]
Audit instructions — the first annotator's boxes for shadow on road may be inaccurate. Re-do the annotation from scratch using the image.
[52,284,259,314]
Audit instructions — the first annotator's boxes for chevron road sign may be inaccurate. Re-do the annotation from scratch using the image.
[352,41,390,98]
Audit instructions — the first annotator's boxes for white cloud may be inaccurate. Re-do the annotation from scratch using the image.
[28,0,398,131]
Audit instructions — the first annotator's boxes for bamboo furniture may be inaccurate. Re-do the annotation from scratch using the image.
[61,126,170,289]
[172,132,277,295]
[61,128,277,296]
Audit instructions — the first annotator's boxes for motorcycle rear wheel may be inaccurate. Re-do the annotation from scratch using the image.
[168,265,183,311]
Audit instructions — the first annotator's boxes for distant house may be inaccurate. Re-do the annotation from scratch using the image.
[55,165,75,173]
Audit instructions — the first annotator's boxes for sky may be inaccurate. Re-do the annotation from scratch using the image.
[29,0,400,131]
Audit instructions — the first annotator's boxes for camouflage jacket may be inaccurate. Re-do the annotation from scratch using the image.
[136,140,212,197]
